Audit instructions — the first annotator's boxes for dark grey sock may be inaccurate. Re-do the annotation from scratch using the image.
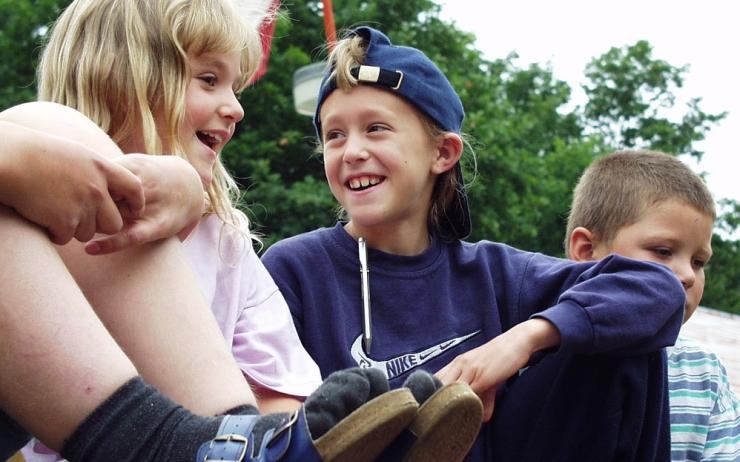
[403,370,443,404]
[304,367,389,439]
[61,377,224,462]
[221,404,259,416]
[0,409,31,460]
[63,369,391,461]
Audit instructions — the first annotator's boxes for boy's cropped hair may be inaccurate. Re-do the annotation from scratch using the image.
[565,149,716,256]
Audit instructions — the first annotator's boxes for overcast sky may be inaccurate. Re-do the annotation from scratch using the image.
[438,0,739,210]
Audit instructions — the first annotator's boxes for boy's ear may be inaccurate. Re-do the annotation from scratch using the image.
[569,227,597,262]
[431,133,463,174]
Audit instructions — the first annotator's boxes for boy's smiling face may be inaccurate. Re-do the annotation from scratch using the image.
[319,85,442,241]
[591,199,714,322]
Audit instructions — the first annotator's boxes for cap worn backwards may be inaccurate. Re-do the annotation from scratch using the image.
[313,26,471,241]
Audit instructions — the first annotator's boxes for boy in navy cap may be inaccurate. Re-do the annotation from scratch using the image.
[263,26,684,461]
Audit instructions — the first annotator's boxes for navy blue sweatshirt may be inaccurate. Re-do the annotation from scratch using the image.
[263,223,684,461]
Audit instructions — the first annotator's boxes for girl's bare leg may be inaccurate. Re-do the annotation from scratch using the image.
[57,238,255,415]
[0,205,137,450]
[4,102,256,416]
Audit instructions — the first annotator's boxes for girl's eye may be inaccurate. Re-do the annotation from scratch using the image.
[692,258,707,269]
[198,75,217,86]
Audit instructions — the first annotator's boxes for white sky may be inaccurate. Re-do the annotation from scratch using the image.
[438,0,740,209]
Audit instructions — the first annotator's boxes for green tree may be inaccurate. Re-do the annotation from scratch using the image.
[0,0,68,110]
[1,0,736,312]
[583,41,726,160]
[703,200,740,313]
[233,1,734,311]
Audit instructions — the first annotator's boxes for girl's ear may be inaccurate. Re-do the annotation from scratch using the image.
[569,227,597,262]
[431,132,463,174]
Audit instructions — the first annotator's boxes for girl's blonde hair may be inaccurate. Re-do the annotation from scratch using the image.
[324,34,473,238]
[38,0,263,235]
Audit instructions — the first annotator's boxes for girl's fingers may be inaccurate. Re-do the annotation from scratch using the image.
[106,163,145,216]
[96,195,125,236]
[73,206,97,243]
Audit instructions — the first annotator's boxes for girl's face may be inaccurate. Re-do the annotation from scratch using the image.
[320,86,443,243]
[182,50,244,186]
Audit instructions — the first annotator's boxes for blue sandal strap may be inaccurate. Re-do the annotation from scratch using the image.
[196,409,323,462]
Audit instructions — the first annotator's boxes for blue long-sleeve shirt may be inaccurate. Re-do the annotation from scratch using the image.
[263,223,685,460]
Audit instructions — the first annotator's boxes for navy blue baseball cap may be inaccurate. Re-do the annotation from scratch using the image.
[313,26,471,241]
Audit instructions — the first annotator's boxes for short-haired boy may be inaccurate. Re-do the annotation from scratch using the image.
[566,149,740,461]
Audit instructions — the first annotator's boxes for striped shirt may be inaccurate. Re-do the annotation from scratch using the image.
[668,335,740,461]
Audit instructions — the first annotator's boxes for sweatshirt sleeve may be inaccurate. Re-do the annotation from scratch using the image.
[519,253,684,356]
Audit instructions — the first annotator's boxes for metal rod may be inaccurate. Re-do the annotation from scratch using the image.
[358,237,372,354]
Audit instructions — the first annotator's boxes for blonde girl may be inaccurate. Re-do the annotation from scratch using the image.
[37,0,320,408]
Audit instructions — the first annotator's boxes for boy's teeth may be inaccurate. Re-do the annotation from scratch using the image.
[350,176,381,190]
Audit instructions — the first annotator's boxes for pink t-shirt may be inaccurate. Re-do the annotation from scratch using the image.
[181,214,321,395]
[23,214,321,461]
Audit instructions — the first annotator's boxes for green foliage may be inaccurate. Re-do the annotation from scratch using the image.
[704,237,740,314]
[0,0,69,109]
[702,200,740,313]
[583,41,727,160]
[715,199,740,236]
[1,0,736,312]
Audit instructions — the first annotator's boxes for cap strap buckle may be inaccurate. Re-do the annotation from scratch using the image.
[351,65,404,90]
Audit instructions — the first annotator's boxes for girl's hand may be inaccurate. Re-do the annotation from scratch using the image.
[85,155,205,254]
[0,123,145,245]
[435,318,560,422]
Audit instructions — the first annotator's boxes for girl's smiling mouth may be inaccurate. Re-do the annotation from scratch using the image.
[196,130,224,150]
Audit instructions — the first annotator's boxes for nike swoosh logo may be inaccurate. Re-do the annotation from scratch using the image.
[350,330,481,380]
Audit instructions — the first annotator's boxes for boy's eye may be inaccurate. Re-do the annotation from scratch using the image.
[652,247,672,258]
[324,130,343,141]
[368,124,388,133]
[692,258,707,269]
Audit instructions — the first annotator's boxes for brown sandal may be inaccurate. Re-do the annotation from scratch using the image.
[314,387,419,462]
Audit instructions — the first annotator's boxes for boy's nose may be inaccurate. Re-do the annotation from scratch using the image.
[342,135,370,163]
[675,261,695,289]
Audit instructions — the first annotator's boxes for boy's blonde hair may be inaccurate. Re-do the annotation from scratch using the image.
[565,149,716,255]
[323,34,469,239]
[37,0,263,231]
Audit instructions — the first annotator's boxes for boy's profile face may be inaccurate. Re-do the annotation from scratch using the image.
[590,199,713,323]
